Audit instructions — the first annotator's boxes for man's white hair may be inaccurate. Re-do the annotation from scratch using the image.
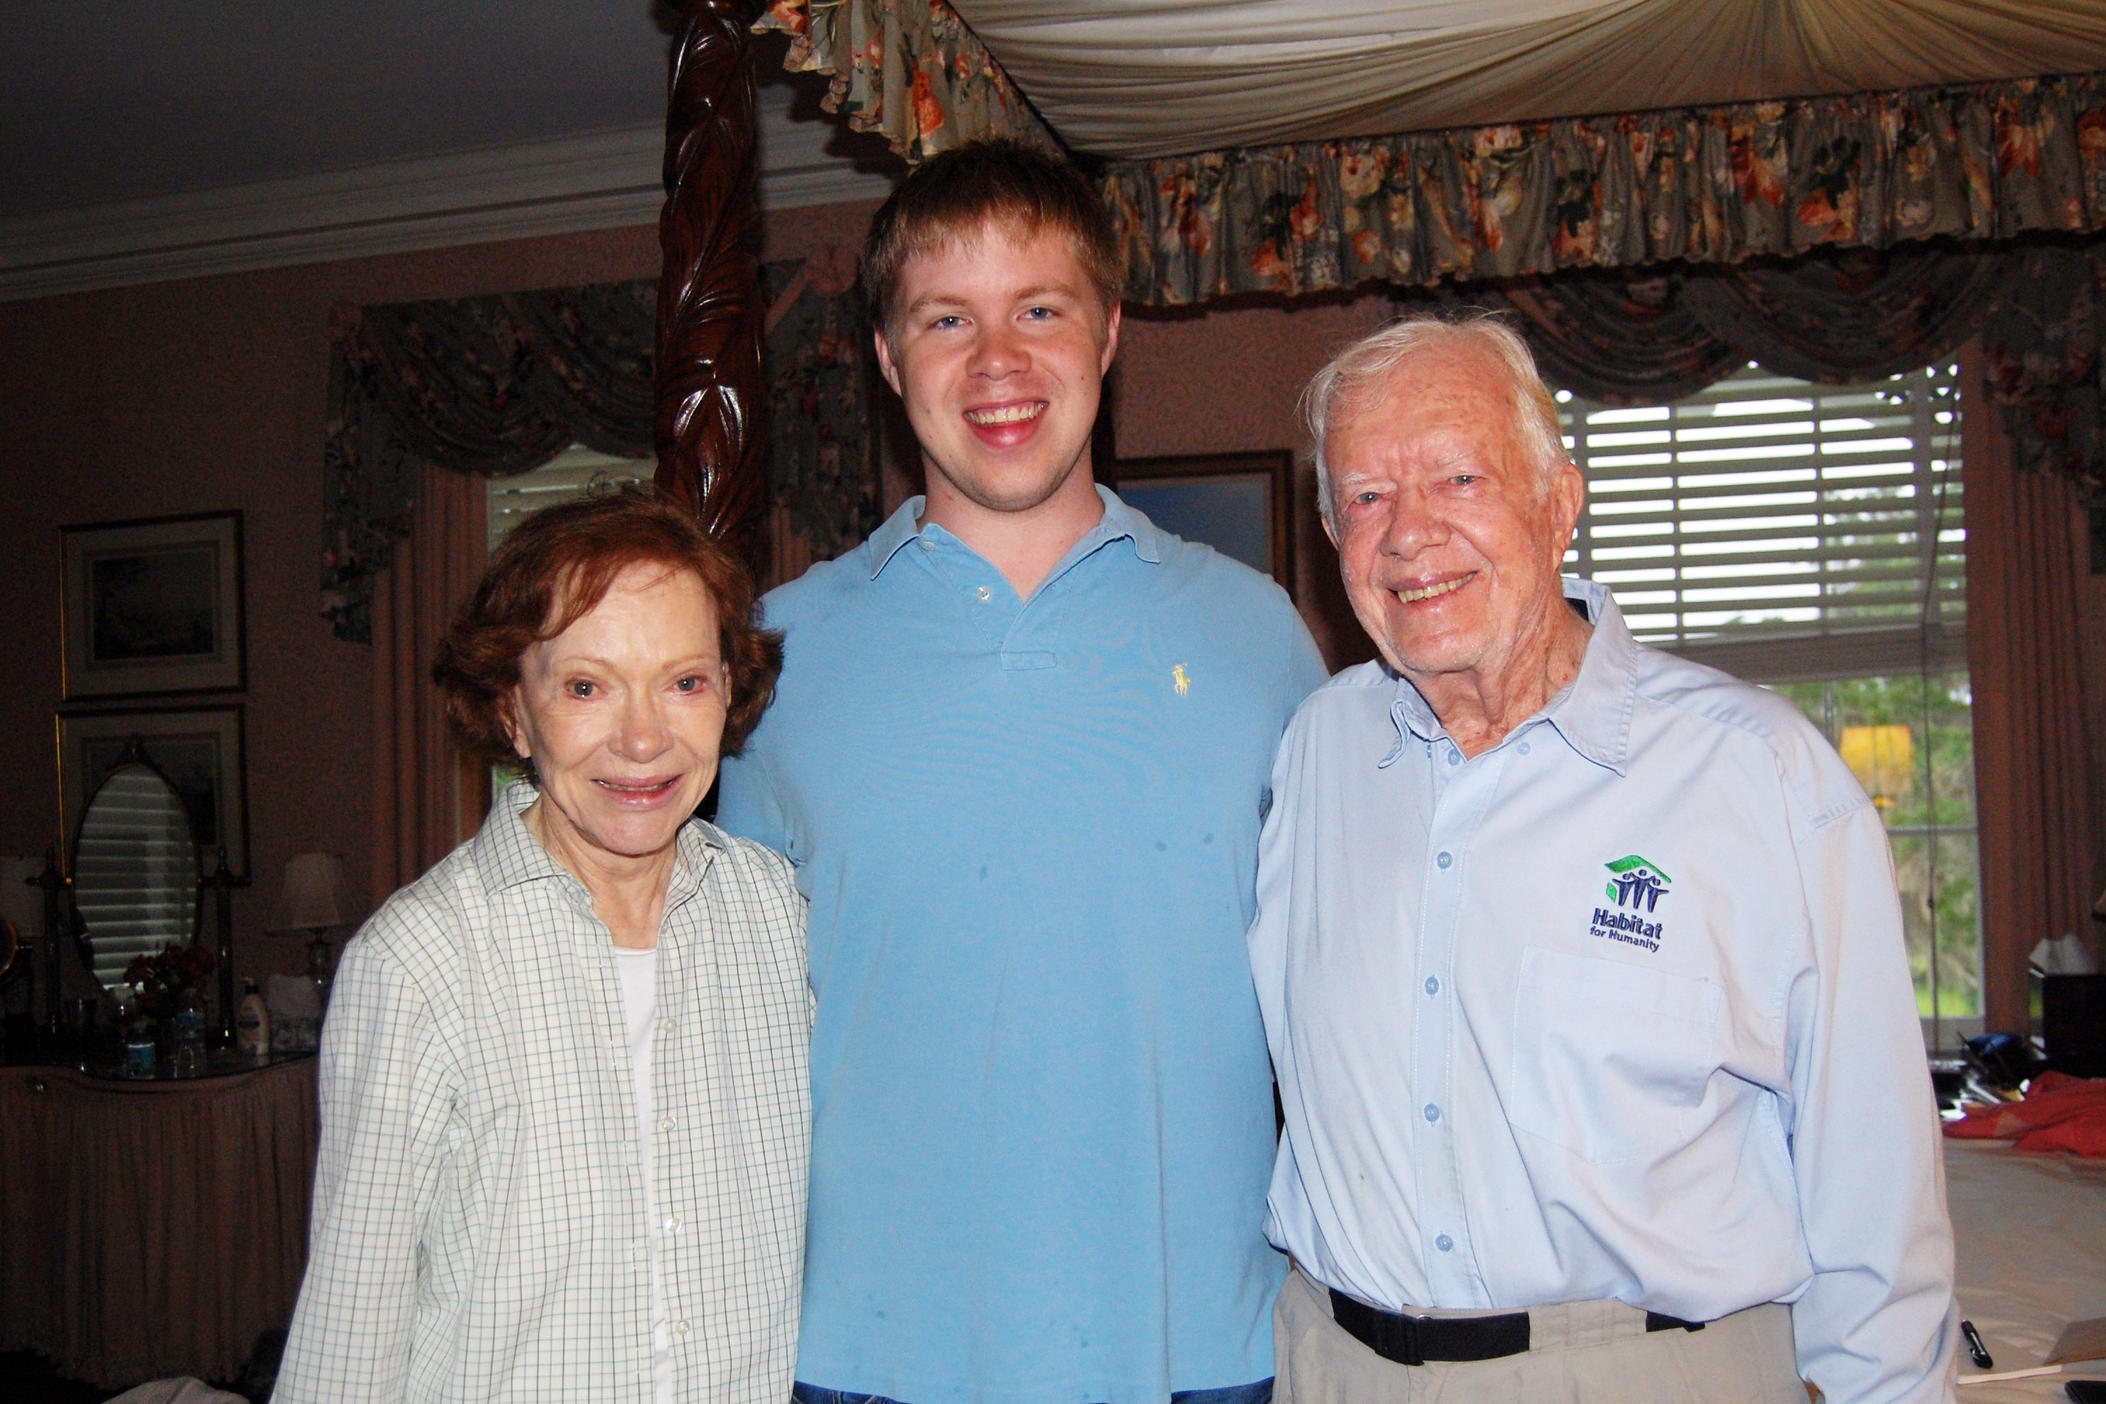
[1302,312,1570,529]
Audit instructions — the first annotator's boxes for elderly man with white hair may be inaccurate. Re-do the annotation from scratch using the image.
[1250,313,1958,1402]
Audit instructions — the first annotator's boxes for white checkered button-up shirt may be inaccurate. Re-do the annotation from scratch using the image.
[277,782,811,1403]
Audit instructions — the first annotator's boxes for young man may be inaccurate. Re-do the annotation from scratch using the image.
[716,141,1328,1404]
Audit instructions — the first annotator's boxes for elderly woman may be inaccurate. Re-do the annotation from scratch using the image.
[276,491,809,1404]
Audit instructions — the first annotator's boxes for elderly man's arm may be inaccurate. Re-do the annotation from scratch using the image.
[274,930,452,1402]
[1786,798,1959,1404]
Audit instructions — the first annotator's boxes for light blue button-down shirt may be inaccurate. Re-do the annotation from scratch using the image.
[1251,578,1957,1403]
[720,488,1328,1404]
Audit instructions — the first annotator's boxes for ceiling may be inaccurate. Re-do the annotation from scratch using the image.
[0,0,899,300]
[5,1,2102,301]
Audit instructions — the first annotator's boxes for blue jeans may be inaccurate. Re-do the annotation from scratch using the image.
[792,1381,1273,1404]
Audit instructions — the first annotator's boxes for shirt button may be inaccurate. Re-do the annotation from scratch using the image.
[659,1114,675,1132]
[672,1320,689,1339]
[1446,749,1460,766]
[662,1213,681,1233]
[1436,1234,1454,1252]
[660,1017,675,1034]
[1424,976,1440,996]
[975,585,992,601]
[1424,1103,1441,1123]
[1436,851,1453,870]
[1518,741,1531,755]
[919,537,935,551]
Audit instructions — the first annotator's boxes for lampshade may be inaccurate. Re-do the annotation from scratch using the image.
[269,852,348,933]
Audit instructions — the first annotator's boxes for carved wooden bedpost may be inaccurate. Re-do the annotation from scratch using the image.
[654,0,767,563]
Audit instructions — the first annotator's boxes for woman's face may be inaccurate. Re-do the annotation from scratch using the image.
[504,562,729,879]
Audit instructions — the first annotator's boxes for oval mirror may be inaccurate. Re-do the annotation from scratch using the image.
[71,757,201,993]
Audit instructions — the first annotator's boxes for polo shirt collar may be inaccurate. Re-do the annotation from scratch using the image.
[1382,576,1637,774]
[866,484,1165,581]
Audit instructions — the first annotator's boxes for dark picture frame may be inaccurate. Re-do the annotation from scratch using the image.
[60,511,245,700]
[1110,451,1295,595]
[57,705,250,879]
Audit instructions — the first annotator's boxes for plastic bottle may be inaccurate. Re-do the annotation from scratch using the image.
[235,979,270,1059]
[122,999,157,1078]
[172,987,208,1077]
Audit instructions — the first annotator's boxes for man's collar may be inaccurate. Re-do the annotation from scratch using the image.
[1384,577,1637,774]
[1544,577,1638,774]
[866,497,929,578]
[868,484,1164,581]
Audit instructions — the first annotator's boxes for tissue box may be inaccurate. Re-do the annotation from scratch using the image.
[2042,974,2106,1077]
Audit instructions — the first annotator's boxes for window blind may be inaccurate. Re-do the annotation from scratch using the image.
[74,769,201,988]
[1561,362,1964,683]
[485,445,647,549]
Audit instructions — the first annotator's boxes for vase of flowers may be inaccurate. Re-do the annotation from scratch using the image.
[123,942,216,1055]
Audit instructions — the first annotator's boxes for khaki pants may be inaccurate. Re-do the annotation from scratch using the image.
[1275,1266,1807,1404]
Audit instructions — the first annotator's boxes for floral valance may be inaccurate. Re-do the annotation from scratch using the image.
[1387,237,2106,502]
[323,257,876,642]
[1105,71,2106,307]
[754,0,1051,162]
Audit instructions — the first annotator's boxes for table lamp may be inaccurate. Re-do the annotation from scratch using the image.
[269,852,349,993]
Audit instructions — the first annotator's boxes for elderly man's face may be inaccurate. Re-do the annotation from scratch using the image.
[1323,349,1584,693]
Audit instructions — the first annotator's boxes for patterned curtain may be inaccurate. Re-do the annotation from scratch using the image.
[1372,236,2106,501]
[1980,242,2106,500]
[762,247,882,565]
[323,260,877,641]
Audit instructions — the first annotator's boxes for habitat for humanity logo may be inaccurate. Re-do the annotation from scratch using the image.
[1590,855,1671,953]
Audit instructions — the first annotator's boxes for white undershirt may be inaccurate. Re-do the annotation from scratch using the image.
[612,944,672,1404]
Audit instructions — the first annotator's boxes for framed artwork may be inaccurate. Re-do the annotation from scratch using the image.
[57,705,249,879]
[1111,451,1295,595]
[61,511,245,700]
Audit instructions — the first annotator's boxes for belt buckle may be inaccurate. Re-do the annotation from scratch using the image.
[1379,1312,1426,1367]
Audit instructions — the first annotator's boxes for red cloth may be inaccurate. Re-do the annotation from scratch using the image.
[1944,1071,2106,1155]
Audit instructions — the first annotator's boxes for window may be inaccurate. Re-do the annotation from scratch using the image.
[1559,363,1978,1039]
[485,444,647,550]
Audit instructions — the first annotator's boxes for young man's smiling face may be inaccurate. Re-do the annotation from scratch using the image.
[875,217,1120,535]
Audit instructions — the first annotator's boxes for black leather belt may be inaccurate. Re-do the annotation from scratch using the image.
[1329,1290,1705,1367]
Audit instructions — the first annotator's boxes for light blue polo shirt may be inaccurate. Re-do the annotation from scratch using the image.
[717,487,1328,1404]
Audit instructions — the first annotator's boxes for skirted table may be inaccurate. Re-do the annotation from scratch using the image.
[0,1054,317,1389]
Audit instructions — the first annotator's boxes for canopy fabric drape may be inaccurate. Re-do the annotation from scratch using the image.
[323,257,877,641]
[756,0,1052,162]
[752,2,2106,169]
[1104,71,2106,307]
[953,1,2106,163]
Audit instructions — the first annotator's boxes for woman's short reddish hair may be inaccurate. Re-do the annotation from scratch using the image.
[432,488,783,770]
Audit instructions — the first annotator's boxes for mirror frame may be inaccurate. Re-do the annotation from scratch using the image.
[67,738,205,990]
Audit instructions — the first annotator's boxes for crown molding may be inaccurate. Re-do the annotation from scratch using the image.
[0,110,896,303]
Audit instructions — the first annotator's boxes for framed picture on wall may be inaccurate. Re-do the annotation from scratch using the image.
[57,705,249,879]
[1109,451,1295,595]
[60,511,245,700]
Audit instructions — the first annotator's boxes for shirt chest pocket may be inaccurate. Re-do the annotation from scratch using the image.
[1509,947,1722,1165]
